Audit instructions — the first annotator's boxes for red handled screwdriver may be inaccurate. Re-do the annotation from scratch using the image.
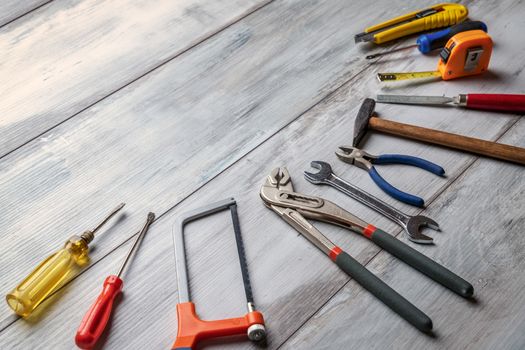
[75,212,155,349]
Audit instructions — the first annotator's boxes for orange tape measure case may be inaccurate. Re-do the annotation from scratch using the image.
[438,30,493,80]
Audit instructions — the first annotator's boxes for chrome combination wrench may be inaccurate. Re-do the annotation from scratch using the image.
[304,161,439,244]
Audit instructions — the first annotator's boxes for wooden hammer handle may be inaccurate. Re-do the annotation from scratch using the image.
[369,117,525,165]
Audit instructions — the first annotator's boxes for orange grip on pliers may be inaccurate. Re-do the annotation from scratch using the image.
[172,302,265,350]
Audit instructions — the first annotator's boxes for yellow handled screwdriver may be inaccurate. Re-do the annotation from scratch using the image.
[6,203,125,318]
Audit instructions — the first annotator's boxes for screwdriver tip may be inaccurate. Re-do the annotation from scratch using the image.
[90,202,127,234]
[147,212,155,221]
[366,55,377,59]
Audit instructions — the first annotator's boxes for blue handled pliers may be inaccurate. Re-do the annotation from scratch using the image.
[336,146,445,207]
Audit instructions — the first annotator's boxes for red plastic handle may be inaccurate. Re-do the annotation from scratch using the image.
[466,94,525,113]
[172,302,265,349]
[75,275,123,349]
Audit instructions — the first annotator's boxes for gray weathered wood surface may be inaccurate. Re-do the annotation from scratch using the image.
[283,119,525,350]
[0,0,524,349]
[0,0,48,27]
[0,0,270,157]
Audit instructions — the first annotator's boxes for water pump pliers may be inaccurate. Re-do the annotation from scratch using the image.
[260,167,473,332]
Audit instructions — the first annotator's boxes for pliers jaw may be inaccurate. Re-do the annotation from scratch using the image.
[336,146,445,207]
[260,167,294,207]
[259,169,473,332]
[268,167,292,190]
[260,167,368,232]
[336,146,377,171]
[261,167,326,211]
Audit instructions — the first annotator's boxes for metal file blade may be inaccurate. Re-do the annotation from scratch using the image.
[377,94,455,106]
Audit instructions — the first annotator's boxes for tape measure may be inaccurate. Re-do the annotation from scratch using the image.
[377,30,493,82]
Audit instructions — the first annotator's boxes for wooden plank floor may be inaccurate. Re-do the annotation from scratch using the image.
[0,0,524,349]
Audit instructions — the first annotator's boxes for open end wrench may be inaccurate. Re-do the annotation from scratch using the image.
[304,161,439,244]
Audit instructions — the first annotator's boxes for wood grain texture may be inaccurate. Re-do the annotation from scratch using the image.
[2,1,524,343]
[283,119,525,350]
[369,116,525,164]
[0,0,415,327]
[3,70,520,347]
[0,0,48,27]
[0,0,270,157]
[1,0,524,349]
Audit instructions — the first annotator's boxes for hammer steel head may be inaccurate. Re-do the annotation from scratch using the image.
[352,98,376,147]
[304,161,333,184]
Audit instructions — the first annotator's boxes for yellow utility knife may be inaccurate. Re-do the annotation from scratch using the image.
[355,3,468,44]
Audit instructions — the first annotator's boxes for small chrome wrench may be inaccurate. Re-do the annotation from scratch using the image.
[304,161,439,244]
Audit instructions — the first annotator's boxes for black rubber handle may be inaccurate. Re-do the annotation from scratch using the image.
[335,251,433,332]
[370,229,474,298]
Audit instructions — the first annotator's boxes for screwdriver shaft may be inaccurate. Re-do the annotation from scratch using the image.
[76,212,155,349]
[116,212,155,278]
[91,202,126,234]
[366,44,417,59]
[6,202,126,317]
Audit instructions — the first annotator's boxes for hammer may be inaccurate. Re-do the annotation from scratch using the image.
[353,98,525,165]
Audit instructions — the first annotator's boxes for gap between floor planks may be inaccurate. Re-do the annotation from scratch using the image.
[1,2,414,300]
[275,116,524,349]
[0,0,274,159]
[0,39,377,334]
[2,0,520,348]
[0,0,51,28]
[2,71,520,348]
[281,119,525,349]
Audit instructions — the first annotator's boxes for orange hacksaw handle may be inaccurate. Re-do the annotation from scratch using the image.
[172,302,265,349]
